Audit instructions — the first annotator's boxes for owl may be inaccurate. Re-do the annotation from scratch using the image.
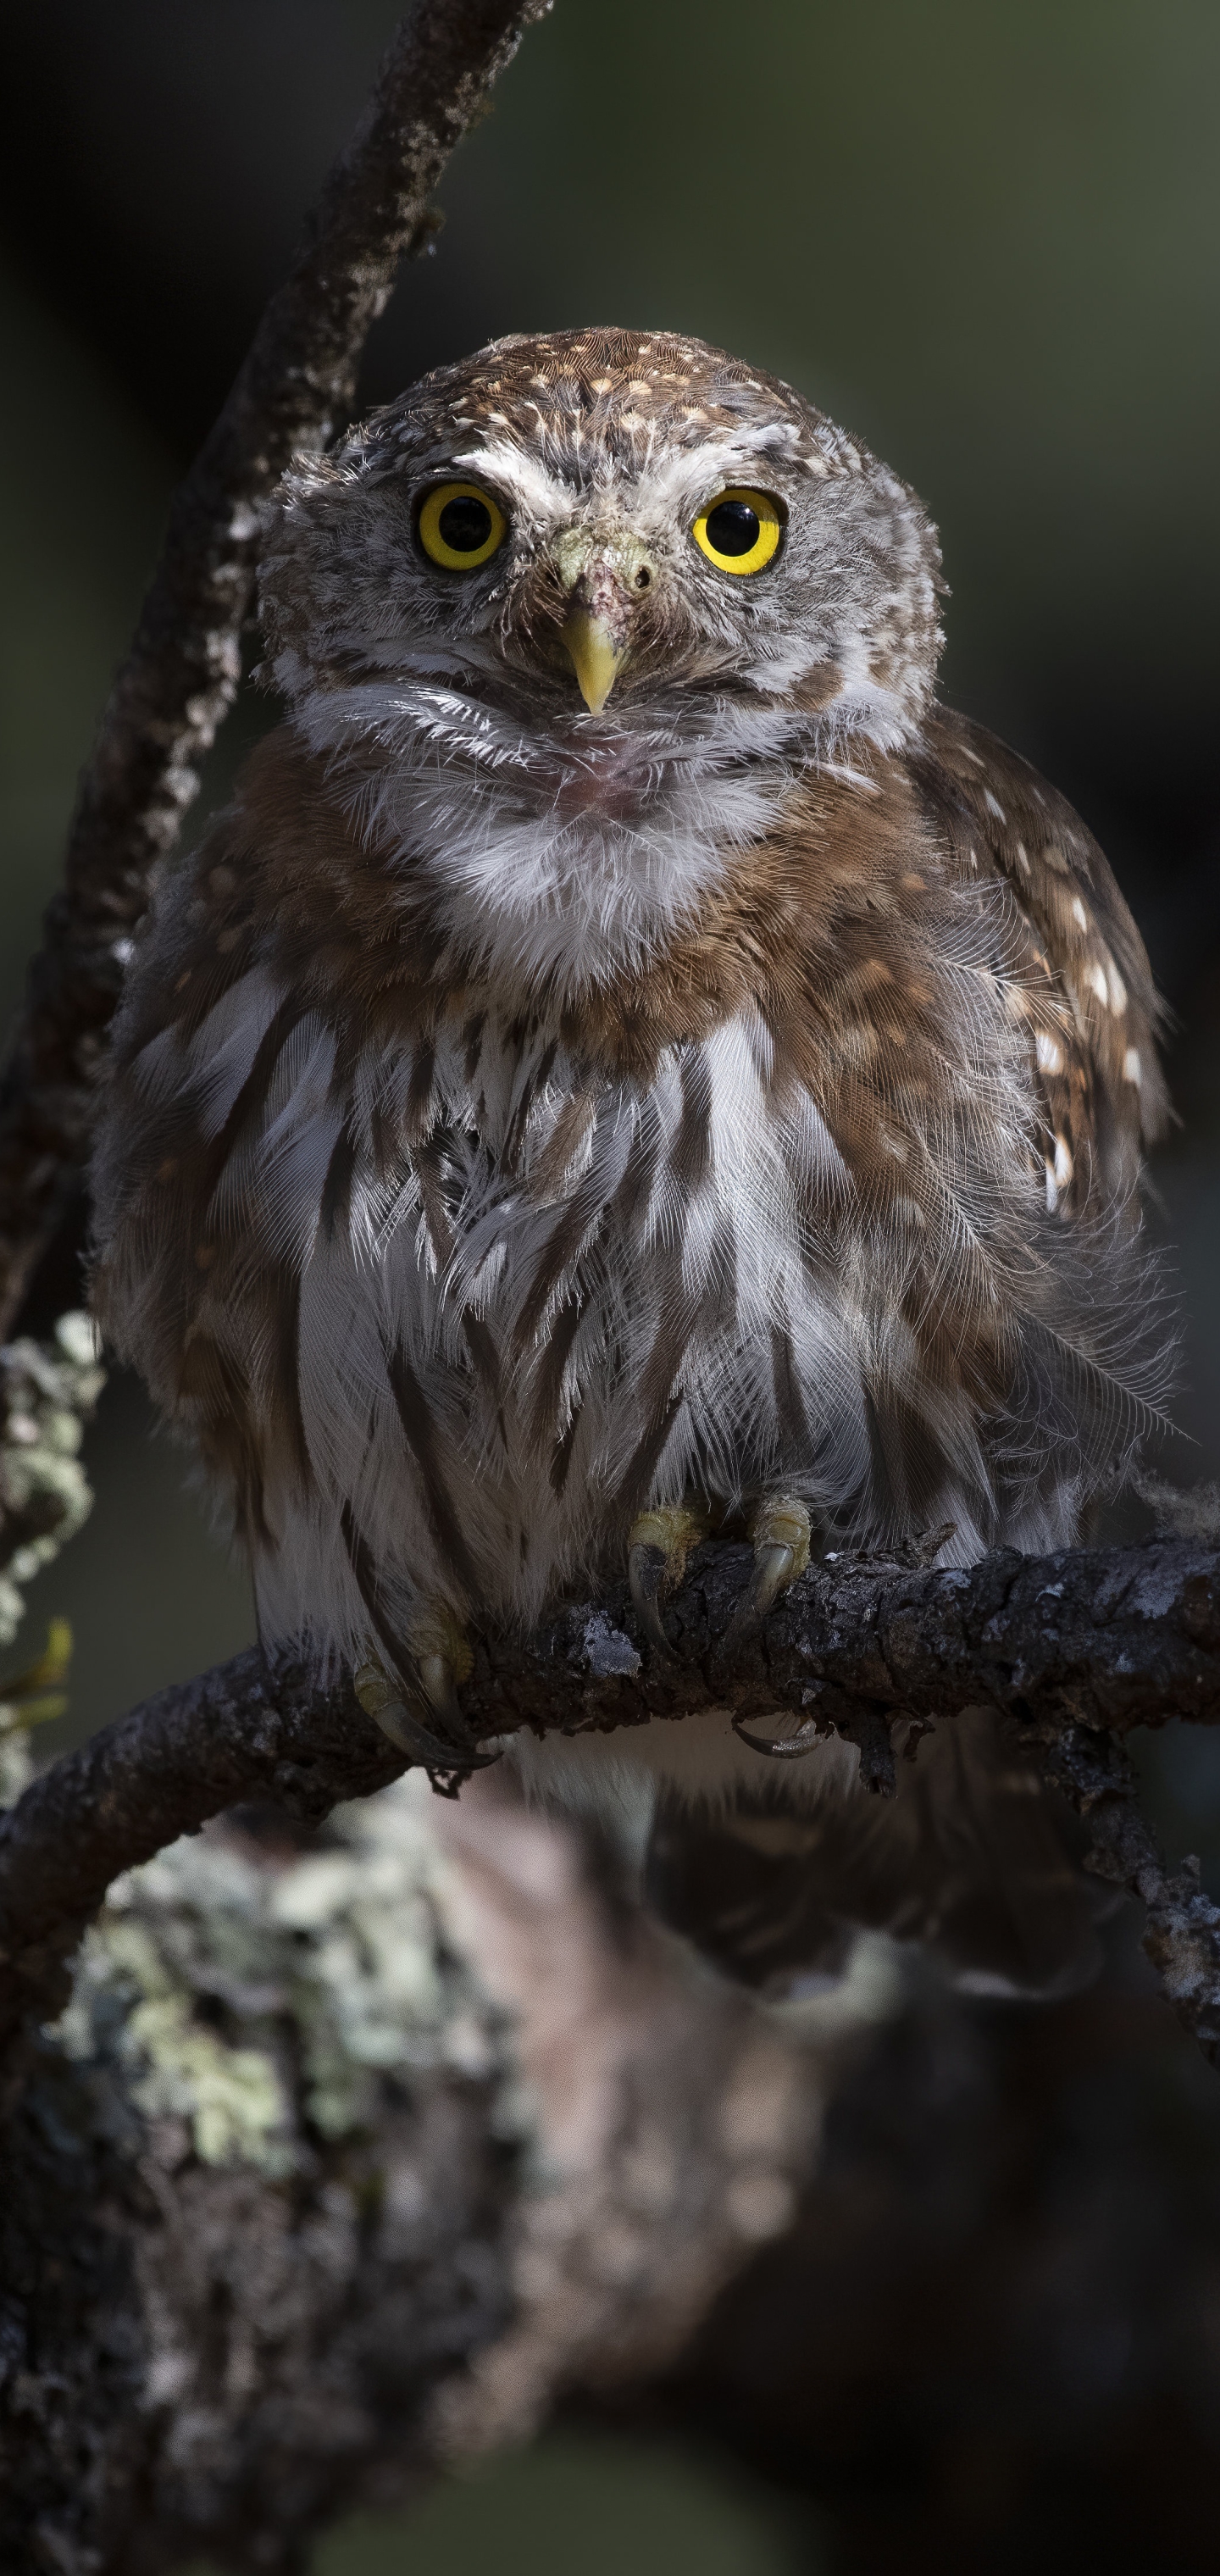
[93,329,1172,1998]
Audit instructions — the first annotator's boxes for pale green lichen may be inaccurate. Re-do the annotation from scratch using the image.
[57,1774,509,2177]
[89,1913,294,2171]
[0,1311,105,1648]
[0,1312,513,2185]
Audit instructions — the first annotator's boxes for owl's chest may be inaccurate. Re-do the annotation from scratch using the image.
[353,1008,871,1560]
[409,1009,830,1348]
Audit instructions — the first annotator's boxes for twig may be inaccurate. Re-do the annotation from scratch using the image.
[3,1532,1219,2062]
[1040,1725,1220,2065]
[0,1650,407,2057]
[0,0,552,1340]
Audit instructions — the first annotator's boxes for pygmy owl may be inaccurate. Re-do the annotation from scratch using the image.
[94,330,1171,1998]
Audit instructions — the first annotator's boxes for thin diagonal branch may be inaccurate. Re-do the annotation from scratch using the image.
[0,0,552,1339]
[3,1532,1219,2065]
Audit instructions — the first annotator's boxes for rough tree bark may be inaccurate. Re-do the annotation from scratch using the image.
[0,1766,825,2576]
[3,1532,1220,2073]
[4,1696,1218,2574]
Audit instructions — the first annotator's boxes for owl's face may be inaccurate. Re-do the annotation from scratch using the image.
[258,331,945,1002]
[261,329,942,759]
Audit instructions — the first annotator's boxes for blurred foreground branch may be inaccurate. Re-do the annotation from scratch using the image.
[0,0,552,1340]
[0,1772,822,2575]
[7,1752,1220,2576]
[3,1531,1220,2074]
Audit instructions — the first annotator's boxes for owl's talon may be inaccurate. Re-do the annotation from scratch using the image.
[353,1657,476,1768]
[354,1605,494,1779]
[746,1541,798,1626]
[731,1710,825,1759]
[730,1496,812,1638]
[419,1648,465,1730]
[627,1503,710,1657]
[629,1541,674,1656]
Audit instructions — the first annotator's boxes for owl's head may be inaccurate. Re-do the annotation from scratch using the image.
[260,328,943,762]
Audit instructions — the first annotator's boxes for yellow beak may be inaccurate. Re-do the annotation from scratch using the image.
[561,606,625,714]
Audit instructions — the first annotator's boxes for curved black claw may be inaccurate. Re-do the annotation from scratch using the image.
[725,1541,797,1647]
[629,1541,674,1657]
[626,1503,710,1657]
[353,1657,498,1777]
[727,1498,812,1643]
[743,1541,797,1631]
[419,1648,468,1734]
[731,1710,824,1760]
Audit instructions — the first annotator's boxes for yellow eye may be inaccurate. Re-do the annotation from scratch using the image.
[418,480,507,571]
[691,486,784,576]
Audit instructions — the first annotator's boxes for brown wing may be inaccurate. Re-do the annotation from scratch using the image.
[910,705,1169,1219]
[92,728,418,1550]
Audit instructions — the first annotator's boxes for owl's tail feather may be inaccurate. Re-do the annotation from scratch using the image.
[644,1706,1105,2002]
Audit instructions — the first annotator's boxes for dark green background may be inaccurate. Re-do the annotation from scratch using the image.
[2,4,1218,2565]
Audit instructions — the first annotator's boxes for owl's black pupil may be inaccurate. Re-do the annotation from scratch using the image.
[437,493,493,554]
[706,499,760,556]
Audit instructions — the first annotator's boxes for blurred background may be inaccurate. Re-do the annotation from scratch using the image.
[1,3,1218,2568]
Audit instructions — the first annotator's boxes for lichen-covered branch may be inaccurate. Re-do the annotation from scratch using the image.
[3,1535,1219,2562]
[8,1747,1220,2573]
[2,1531,1219,2068]
[0,0,552,1340]
[0,1649,408,2059]
[0,1772,820,2575]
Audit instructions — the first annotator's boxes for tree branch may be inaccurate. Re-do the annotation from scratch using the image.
[3,1532,1219,2068]
[0,1650,407,2059]
[0,1779,823,2573]
[454,1532,1220,1760]
[0,0,552,1339]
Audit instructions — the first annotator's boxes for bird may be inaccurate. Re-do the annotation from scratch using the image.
[92,326,1173,2000]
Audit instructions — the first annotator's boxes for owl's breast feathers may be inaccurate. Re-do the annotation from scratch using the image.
[92,706,1170,1654]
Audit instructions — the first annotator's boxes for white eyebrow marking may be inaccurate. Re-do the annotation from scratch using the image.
[435,409,817,548]
[452,439,568,519]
